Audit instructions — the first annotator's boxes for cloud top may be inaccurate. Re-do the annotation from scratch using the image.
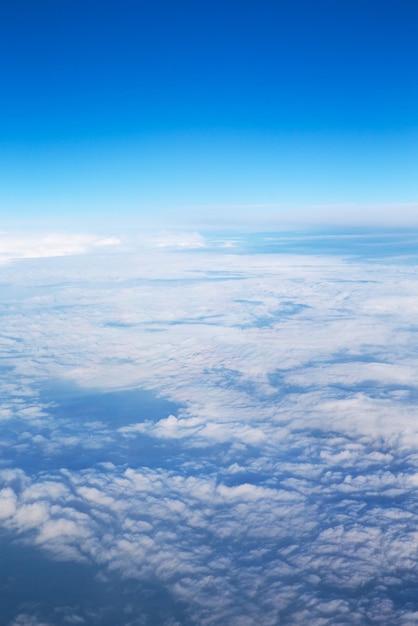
[1,229,418,624]
[0,232,120,264]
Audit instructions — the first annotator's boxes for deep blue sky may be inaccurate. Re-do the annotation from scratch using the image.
[1,0,417,227]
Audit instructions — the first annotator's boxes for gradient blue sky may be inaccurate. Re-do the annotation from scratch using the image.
[1,0,417,228]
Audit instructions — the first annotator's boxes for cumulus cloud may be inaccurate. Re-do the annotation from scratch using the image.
[2,229,418,624]
[2,431,418,625]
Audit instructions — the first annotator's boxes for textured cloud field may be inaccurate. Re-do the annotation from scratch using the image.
[1,230,418,625]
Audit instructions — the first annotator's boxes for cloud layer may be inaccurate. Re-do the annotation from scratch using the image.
[1,230,418,624]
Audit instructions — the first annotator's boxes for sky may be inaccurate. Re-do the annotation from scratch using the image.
[0,0,417,227]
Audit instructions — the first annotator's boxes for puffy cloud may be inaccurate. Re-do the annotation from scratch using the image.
[0,487,17,519]
[2,230,418,624]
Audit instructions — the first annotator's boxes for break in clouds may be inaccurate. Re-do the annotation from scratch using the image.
[1,230,418,625]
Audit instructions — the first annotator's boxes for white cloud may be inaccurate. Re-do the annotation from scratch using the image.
[1,229,418,623]
[9,616,52,626]
[150,231,206,249]
[0,487,17,519]
[0,231,120,264]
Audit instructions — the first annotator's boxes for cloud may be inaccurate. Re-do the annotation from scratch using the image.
[0,232,120,264]
[2,229,418,623]
[0,487,17,519]
[150,231,206,249]
[10,616,52,626]
[3,432,418,625]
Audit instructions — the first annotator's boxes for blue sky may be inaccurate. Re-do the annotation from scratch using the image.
[1,0,417,227]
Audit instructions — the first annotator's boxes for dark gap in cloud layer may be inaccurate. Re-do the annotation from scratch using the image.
[1,384,184,473]
[0,534,193,626]
[38,384,180,427]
